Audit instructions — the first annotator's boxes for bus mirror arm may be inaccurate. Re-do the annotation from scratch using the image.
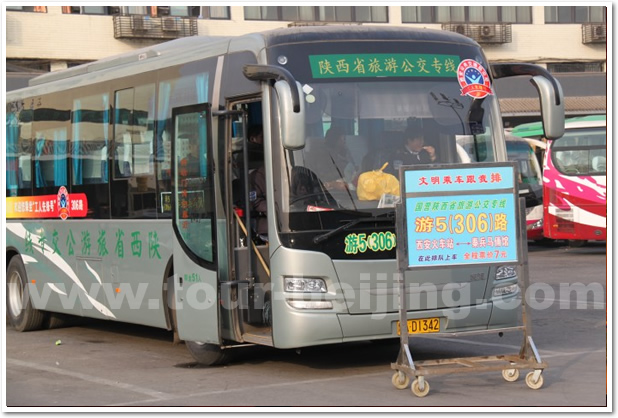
[243,64,301,113]
[491,63,564,140]
[491,63,561,105]
[243,64,306,150]
[530,76,564,140]
[274,80,306,150]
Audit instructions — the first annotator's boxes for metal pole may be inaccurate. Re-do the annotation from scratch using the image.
[516,195,533,359]
[395,202,412,368]
[242,112,254,282]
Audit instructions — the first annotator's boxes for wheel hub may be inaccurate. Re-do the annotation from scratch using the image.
[8,271,24,318]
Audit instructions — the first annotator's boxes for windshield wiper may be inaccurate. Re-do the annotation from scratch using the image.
[313,213,395,244]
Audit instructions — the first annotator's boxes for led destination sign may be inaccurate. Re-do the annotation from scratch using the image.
[309,54,460,79]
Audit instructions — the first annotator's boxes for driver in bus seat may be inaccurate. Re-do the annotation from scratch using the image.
[386,125,437,175]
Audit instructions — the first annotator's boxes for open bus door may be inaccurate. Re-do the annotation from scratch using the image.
[170,104,221,347]
[223,101,274,346]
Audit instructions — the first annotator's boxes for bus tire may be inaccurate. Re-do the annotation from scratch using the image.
[45,312,82,329]
[6,255,46,332]
[185,341,230,366]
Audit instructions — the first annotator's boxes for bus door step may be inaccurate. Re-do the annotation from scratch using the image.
[242,331,273,347]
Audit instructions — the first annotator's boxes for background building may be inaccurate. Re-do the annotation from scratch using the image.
[5,5,607,126]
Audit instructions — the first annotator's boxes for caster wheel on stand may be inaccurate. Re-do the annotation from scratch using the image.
[411,378,430,397]
[391,371,410,390]
[525,371,544,389]
[502,368,520,382]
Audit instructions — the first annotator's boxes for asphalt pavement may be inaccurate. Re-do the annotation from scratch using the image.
[3,241,608,410]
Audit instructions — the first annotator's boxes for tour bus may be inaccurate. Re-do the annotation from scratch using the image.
[455,133,544,241]
[6,26,564,365]
[511,115,606,246]
[505,134,544,241]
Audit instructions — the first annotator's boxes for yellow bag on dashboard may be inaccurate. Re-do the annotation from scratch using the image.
[356,162,400,201]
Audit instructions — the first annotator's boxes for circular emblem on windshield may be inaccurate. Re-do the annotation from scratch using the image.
[457,59,493,99]
[57,186,70,220]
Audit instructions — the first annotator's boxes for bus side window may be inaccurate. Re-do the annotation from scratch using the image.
[7,109,34,196]
[33,102,70,189]
[115,132,133,177]
[72,93,110,186]
[18,155,32,189]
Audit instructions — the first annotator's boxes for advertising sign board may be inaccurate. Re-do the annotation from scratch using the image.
[399,163,520,269]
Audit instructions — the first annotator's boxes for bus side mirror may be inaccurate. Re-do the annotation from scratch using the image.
[274,80,306,150]
[491,63,565,141]
[530,75,565,140]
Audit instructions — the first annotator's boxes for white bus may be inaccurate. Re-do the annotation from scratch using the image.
[6,26,564,365]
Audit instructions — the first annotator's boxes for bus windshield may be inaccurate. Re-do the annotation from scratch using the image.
[506,136,543,209]
[278,78,500,231]
[551,127,606,176]
[506,138,543,186]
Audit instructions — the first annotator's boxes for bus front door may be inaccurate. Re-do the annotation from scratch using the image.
[171,104,220,345]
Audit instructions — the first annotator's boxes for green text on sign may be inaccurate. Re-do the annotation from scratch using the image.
[309,54,460,79]
[344,231,396,255]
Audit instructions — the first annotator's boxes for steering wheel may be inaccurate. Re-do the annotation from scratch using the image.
[290,192,331,205]
[290,191,346,210]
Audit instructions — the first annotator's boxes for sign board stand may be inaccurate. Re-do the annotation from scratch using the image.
[391,163,547,397]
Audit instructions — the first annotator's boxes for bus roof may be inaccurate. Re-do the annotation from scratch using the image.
[261,24,475,47]
[562,114,606,129]
[511,114,606,139]
[7,26,477,101]
[509,122,545,139]
[504,132,528,146]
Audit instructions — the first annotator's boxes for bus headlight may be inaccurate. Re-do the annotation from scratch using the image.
[284,277,327,293]
[527,218,543,230]
[496,265,517,280]
[286,300,333,310]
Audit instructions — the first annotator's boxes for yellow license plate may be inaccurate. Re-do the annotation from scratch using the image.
[397,318,440,335]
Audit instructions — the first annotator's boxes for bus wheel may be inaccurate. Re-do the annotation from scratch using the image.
[6,255,46,332]
[185,341,230,366]
[46,312,82,329]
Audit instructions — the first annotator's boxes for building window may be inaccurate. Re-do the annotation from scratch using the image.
[62,6,117,15]
[244,6,388,23]
[148,6,185,17]
[401,7,433,24]
[6,6,47,13]
[245,6,273,20]
[124,6,148,16]
[199,6,230,19]
[146,6,229,19]
[402,6,531,23]
[547,62,604,73]
[169,6,189,16]
[545,6,606,23]
[7,59,50,72]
